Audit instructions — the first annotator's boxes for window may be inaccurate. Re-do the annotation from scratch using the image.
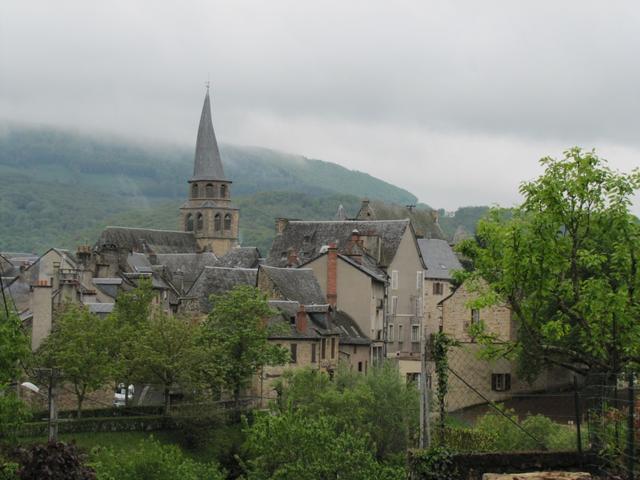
[398,324,404,345]
[391,270,399,290]
[196,212,204,230]
[411,324,420,342]
[290,343,297,363]
[388,323,394,342]
[331,337,336,359]
[220,184,227,198]
[372,346,383,365]
[416,271,424,290]
[311,343,317,363]
[185,213,194,231]
[191,184,199,198]
[433,282,444,295]
[491,373,511,392]
[321,338,326,359]
[358,361,363,372]
[214,213,221,231]
[471,309,480,324]
[391,296,398,315]
[205,183,215,197]
[224,213,232,230]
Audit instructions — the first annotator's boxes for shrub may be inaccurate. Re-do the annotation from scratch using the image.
[15,441,96,480]
[243,410,402,480]
[0,461,18,480]
[91,437,225,480]
[409,446,460,480]
[473,408,577,452]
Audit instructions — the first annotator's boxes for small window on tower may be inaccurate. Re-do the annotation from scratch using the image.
[205,183,215,198]
[191,184,199,198]
[220,184,227,198]
[224,214,232,230]
[196,213,204,230]
[186,213,194,231]
[214,213,221,231]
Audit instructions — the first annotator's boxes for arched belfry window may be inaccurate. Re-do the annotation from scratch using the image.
[206,183,215,198]
[196,212,204,230]
[224,213,232,230]
[186,213,194,231]
[191,184,199,199]
[214,213,221,231]
[220,184,227,198]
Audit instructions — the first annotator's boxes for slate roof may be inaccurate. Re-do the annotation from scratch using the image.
[154,252,219,291]
[356,201,446,240]
[259,265,327,305]
[266,220,410,268]
[96,227,198,254]
[214,247,261,268]
[192,90,226,181]
[187,266,258,312]
[418,238,463,280]
[267,300,339,340]
[333,310,371,345]
[92,278,123,299]
[127,253,154,273]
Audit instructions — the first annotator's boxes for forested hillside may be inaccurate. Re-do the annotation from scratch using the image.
[0,126,411,253]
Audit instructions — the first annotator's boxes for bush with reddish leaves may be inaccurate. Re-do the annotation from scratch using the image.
[15,442,95,480]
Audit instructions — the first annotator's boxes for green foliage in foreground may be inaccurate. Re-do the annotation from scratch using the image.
[243,410,404,480]
[91,437,225,480]
[274,363,419,461]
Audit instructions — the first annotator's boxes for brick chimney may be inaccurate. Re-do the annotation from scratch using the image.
[327,243,338,308]
[295,304,308,334]
[286,247,299,267]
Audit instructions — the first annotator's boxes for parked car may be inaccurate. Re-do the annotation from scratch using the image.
[113,383,135,407]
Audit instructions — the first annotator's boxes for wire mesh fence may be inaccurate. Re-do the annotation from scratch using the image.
[431,353,638,479]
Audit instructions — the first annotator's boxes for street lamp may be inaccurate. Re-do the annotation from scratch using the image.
[21,368,60,442]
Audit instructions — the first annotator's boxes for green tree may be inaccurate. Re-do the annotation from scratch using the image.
[0,308,31,438]
[37,304,113,417]
[458,148,640,380]
[105,279,154,406]
[276,362,420,461]
[200,286,288,410]
[243,409,403,480]
[134,311,201,415]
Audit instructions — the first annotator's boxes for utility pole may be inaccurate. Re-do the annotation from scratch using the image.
[48,368,59,442]
[419,286,431,449]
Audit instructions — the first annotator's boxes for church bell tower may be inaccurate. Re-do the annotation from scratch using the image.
[180,87,239,256]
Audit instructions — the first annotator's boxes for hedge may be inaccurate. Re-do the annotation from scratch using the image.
[14,415,173,438]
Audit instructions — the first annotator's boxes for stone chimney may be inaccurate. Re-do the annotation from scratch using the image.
[286,247,299,267]
[327,243,338,308]
[275,218,289,235]
[295,304,308,334]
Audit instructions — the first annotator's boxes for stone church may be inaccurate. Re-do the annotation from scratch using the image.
[179,87,239,256]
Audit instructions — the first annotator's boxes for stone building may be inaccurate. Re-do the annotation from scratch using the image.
[438,281,571,411]
[266,217,427,381]
[179,88,239,257]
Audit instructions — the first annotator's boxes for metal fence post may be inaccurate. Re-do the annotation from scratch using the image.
[574,376,582,454]
[627,372,635,480]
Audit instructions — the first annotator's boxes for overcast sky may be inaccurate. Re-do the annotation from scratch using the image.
[1,1,639,212]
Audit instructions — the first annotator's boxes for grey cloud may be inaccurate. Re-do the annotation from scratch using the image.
[1,0,639,212]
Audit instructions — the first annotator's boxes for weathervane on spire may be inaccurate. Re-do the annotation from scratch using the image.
[205,80,210,93]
